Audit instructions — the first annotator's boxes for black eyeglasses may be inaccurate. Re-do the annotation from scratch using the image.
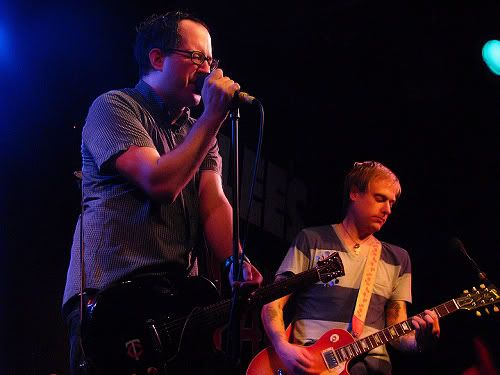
[165,48,219,71]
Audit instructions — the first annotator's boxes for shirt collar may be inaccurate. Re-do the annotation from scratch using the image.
[135,80,191,130]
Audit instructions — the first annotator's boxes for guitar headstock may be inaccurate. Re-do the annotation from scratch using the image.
[456,284,500,316]
[316,252,345,284]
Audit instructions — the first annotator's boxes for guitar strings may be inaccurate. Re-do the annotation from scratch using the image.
[156,299,231,333]
[154,264,338,333]
[334,300,458,362]
[166,305,202,362]
[155,270,317,332]
[152,259,342,342]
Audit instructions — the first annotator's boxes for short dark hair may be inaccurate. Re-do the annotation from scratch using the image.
[134,11,209,77]
[342,161,401,215]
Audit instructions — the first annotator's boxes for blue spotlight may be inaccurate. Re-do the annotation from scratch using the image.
[0,24,11,64]
[482,40,500,75]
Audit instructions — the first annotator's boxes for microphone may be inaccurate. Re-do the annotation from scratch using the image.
[450,237,490,283]
[194,72,256,105]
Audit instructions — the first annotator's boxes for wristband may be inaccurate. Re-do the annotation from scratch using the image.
[224,254,251,270]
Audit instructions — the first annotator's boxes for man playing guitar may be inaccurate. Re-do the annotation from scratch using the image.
[260,161,440,374]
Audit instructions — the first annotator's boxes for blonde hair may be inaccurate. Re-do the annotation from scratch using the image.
[342,161,401,214]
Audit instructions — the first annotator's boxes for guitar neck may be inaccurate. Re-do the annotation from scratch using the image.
[157,268,324,337]
[248,268,322,306]
[194,268,322,328]
[334,299,459,362]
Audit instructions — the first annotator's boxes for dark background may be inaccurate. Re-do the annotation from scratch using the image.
[1,0,499,374]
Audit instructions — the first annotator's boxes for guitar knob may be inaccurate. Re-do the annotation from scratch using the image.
[476,311,482,317]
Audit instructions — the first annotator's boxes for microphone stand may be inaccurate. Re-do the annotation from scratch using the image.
[455,238,491,284]
[227,105,241,371]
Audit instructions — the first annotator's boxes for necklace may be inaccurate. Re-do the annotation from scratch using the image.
[340,222,370,254]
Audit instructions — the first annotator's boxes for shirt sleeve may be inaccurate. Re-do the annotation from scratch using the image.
[200,138,222,176]
[82,91,155,172]
[276,230,312,277]
[391,249,412,303]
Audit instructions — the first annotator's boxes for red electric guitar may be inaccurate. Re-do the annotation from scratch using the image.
[247,284,499,375]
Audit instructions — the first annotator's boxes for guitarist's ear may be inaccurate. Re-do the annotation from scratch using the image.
[350,186,362,202]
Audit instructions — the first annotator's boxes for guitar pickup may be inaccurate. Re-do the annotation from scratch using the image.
[321,347,339,371]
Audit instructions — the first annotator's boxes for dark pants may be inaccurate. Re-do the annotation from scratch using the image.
[63,299,91,375]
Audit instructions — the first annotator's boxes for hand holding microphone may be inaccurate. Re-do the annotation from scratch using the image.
[195,70,256,106]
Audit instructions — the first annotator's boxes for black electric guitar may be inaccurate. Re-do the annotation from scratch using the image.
[247,283,500,375]
[81,252,345,374]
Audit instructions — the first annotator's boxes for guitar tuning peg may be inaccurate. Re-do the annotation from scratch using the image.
[476,311,482,317]
[480,284,485,289]
[493,305,499,313]
[472,287,477,292]
[463,290,469,294]
[485,308,490,315]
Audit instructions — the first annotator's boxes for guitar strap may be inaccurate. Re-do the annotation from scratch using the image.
[120,89,199,277]
[351,239,382,339]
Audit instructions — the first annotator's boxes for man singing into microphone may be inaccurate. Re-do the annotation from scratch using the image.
[62,11,262,374]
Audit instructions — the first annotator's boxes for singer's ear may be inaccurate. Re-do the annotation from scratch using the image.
[148,48,165,72]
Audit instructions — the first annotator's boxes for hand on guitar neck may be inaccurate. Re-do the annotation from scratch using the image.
[387,301,440,353]
[410,309,440,352]
[229,260,263,291]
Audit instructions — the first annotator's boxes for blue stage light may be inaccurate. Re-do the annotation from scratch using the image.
[0,25,8,62]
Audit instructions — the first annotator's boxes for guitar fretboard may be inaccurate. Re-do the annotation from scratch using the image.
[248,268,324,306]
[333,299,459,363]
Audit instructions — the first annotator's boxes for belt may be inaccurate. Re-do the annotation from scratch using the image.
[61,289,99,322]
